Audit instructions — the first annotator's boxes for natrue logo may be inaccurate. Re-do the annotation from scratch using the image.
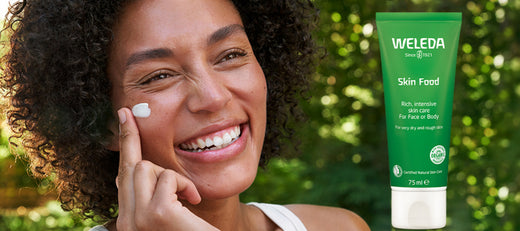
[391,37,445,49]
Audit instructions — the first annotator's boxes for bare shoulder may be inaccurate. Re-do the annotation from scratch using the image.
[285,204,371,231]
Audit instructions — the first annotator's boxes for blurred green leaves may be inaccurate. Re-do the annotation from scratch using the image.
[0,201,97,231]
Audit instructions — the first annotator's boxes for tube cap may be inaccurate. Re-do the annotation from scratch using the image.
[392,189,446,229]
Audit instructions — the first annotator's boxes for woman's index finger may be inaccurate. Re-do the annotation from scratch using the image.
[116,108,142,230]
[117,108,143,168]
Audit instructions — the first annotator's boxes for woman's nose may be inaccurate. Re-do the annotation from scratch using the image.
[187,72,232,113]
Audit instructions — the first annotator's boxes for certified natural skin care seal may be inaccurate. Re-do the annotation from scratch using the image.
[132,103,151,118]
[376,12,461,229]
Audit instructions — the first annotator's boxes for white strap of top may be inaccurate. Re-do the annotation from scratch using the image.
[248,202,307,231]
[89,225,108,231]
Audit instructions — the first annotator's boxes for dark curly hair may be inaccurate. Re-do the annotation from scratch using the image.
[1,0,319,221]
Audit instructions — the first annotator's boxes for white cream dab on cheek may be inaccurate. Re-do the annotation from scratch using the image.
[132,103,151,118]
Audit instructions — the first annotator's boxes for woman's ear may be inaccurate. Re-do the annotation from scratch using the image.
[105,117,120,151]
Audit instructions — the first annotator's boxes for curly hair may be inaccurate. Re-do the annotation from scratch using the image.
[1,0,319,221]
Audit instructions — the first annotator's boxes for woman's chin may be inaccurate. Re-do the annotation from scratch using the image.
[194,171,257,201]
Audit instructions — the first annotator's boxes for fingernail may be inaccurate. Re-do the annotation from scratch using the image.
[117,109,127,124]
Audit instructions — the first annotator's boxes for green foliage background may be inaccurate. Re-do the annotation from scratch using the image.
[1,0,520,230]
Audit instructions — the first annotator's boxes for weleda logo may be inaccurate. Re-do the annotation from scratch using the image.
[391,38,445,49]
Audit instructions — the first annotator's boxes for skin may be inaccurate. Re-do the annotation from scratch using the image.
[107,0,371,230]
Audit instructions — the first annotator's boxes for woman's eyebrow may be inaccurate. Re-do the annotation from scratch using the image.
[207,24,245,46]
[124,24,245,69]
[125,48,173,69]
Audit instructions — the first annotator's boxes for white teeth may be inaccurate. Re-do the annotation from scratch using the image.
[181,126,241,152]
[223,133,232,143]
[205,138,213,147]
[213,136,223,146]
[197,139,205,148]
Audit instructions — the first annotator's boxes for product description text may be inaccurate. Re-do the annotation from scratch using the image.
[395,100,443,131]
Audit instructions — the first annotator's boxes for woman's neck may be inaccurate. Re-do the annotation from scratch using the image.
[185,196,254,231]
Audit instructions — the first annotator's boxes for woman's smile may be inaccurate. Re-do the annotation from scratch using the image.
[178,125,241,152]
[175,123,249,163]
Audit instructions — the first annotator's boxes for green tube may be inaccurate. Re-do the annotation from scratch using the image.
[376,12,461,229]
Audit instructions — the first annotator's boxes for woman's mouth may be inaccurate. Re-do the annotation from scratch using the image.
[179,125,241,152]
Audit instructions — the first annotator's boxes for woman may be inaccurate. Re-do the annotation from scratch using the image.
[1,0,370,230]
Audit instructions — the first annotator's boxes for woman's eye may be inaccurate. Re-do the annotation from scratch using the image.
[140,72,177,85]
[218,49,247,64]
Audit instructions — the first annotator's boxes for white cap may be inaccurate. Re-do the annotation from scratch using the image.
[392,188,446,229]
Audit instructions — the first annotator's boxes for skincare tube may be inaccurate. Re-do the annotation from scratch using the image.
[376,12,461,229]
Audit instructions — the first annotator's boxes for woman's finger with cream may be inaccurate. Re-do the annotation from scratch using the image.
[116,108,142,230]
[118,108,143,162]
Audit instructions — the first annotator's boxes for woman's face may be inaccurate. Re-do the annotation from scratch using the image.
[108,0,267,199]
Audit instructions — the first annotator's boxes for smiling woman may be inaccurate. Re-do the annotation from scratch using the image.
[0,0,369,230]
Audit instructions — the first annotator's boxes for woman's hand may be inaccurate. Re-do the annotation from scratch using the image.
[115,108,219,231]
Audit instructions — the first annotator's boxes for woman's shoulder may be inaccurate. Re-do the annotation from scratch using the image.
[284,204,371,231]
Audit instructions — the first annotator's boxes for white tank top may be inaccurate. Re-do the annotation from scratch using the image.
[248,202,307,231]
[89,202,307,231]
